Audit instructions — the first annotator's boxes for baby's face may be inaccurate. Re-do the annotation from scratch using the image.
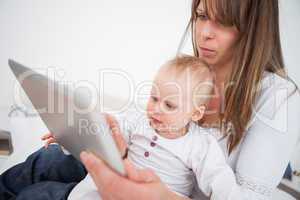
[146,67,205,139]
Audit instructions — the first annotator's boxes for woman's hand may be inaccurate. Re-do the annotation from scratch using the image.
[80,151,174,200]
[80,152,189,200]
[80,113,189,200]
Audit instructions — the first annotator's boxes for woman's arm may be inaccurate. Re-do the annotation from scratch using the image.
[190,77,300,200]
[232,80,300,199]
[205,78,300,199]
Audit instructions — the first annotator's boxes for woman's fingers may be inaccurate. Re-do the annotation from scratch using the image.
[123,159,159,183]
[105,113,128,156]
[80,151,173,200]
[80,151,141,199]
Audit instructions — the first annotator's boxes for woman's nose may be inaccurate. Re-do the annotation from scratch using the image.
[200,21,215,40]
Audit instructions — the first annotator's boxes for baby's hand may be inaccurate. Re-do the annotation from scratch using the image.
[41,132,57,148]
[105,113,128,159]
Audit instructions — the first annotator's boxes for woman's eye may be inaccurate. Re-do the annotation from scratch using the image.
[196,13,208,21]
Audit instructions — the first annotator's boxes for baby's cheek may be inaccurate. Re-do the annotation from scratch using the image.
[174,114,190,126]
[146,103,153,114]
[165,114,183,126]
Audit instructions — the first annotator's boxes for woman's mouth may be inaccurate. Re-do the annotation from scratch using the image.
[199,47,217,58]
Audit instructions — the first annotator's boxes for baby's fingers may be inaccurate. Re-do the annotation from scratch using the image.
[105,113,128,157]
[45,137,56,148]
[105,114,120,135]
[41,132,54,140]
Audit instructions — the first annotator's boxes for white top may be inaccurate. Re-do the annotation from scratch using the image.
[69,108,237,199]
[69,72,300,200]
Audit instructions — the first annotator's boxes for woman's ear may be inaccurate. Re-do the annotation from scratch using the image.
[191,105,206,122]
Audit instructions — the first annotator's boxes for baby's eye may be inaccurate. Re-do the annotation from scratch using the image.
[165,102,176,110]
[151,96,158,102]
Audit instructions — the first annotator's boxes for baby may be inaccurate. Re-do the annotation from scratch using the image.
[44,55,237,199]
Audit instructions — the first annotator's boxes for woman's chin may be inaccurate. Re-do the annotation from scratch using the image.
[201,56,218,66]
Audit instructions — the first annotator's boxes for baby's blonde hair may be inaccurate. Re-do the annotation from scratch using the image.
[162,55,214,107]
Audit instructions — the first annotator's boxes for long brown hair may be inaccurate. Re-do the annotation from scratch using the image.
[178,0,298,154]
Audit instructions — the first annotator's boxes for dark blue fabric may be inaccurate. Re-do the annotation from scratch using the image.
[0,145,87,200]
[283,163,293,180]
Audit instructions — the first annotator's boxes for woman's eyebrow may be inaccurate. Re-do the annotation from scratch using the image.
[196,8,205,13]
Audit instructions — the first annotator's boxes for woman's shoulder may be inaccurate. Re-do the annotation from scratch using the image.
[261,71,298,94]
[248,71,300,131]
[257,71,300,109]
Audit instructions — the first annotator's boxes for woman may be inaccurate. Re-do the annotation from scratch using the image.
[80,0,300,199]
[0,0,299,199]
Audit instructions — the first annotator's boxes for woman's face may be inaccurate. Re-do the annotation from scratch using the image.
[194,1,239,68]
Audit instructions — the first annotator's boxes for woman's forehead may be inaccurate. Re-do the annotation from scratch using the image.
[195,0,236,27]
[197,1,204,10]
[196,0,218,20]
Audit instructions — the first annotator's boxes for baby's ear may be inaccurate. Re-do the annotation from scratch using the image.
[191,105,206,122]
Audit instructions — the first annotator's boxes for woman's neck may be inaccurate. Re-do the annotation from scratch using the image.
[201,62,233,126]
[212,62,232,87]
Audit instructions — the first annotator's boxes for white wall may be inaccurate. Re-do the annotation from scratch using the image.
[279,0,300,86]
[0,0,190,108]
[279,0,300,171]
[0,0,299,107]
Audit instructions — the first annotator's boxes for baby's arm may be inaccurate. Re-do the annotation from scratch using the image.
[190,135,241,200]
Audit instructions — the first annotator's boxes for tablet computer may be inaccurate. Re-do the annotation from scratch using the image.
[9,59,126,176]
